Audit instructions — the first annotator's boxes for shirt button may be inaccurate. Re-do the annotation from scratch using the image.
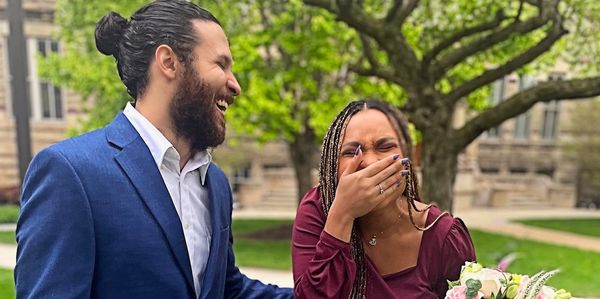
[184,223,190,229]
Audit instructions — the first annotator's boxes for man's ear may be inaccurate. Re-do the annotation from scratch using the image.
[154,44,179,80]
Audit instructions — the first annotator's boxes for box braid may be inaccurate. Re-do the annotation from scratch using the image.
[318,100,448,298]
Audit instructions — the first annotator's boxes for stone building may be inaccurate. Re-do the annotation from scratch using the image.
[453,69,584,210]
[0,0,86,196]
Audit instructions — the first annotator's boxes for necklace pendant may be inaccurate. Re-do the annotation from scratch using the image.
[368,237,377,246]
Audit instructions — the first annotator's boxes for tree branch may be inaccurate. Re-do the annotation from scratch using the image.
[385,0,403,23]
[386,0,418,26]
[451,76,600,151]
[359,33,379,69]
[445,22,567,103]
[430,13,551,80]
[422,10,506,69]
[304,0,422,86]
[516,0,525,21]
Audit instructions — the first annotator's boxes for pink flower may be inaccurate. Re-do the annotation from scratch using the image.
[445,285,484,299]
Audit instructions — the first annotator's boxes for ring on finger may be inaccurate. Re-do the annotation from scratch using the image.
[377,183,384,195]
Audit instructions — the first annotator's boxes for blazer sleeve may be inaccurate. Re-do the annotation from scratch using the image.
[15,148,96,299]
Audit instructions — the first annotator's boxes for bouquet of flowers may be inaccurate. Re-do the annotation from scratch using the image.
[445,261,572,299]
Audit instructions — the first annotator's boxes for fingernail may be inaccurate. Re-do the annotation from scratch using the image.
[400,158,410,165]
[354,145,362,157]
[400,170,409,177]
[392,154,400,160]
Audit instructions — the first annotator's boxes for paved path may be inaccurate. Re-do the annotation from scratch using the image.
[1,207,599,294]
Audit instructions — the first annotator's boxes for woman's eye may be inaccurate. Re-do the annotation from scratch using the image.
[379,144,397,151]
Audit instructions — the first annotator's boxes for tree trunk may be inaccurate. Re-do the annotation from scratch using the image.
[289,127,319,205]
[419,134,458,213]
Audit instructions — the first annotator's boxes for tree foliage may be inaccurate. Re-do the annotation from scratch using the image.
[303,0,600,210]
[42,0,600,210]
[41,0,403,201]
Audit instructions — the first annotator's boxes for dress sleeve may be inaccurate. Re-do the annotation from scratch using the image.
[291,187,357,299]
[434,217,476,298]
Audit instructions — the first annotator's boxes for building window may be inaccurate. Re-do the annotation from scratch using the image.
[541,100,560,140]
[484,77,505,138]
[514,75,533,140]
[510,167,528,174]
[27,38,63,120]
[480,167,500,174]
[537,168,555,178]
[540,73,564,140]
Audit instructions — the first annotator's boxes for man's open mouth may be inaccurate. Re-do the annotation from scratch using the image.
[216,99,229,112]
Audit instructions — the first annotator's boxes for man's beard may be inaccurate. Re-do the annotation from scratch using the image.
[170,66,227,152]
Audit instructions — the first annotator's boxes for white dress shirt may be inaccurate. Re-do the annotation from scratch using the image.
[124,103,212,298]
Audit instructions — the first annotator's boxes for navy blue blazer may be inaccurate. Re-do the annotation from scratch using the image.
[15,113,292,299]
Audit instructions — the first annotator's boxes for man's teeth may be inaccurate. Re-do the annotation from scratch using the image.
[216,99,228,111]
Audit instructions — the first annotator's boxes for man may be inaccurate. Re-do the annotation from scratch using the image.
[15,1,293,298]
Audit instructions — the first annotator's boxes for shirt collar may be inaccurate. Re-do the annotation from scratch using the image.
[123,103,211,185]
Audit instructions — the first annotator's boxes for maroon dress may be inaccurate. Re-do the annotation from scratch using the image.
[292,187,476,299]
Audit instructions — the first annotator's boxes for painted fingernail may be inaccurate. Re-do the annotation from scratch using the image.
[354,145,362,156]
[400,170,409,177]
[400,158,410,165]
[392,154,400,160]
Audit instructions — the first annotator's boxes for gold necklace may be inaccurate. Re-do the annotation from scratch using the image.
[366,214,401,246]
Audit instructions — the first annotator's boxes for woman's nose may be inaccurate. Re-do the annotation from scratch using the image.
[358,152,379,170]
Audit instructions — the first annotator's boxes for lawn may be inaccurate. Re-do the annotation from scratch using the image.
[471,229,600,297]
[0,268,14,299]
[0,231,15,244]
[514,218,600,238]
[0,205,18,224]
[232,218,293,270]
[2,218,599,297]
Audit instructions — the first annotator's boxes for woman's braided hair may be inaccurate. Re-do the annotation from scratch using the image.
[318,100,447,298]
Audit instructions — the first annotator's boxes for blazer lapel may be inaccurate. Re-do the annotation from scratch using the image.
[107,113,195,294]
[200,165,229,299]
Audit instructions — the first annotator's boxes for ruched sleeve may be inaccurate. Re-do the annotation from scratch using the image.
[292,187,357,299]
[434,217,476,297]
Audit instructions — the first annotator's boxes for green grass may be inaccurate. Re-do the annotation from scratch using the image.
[514,218,600,238]
[2,219,599,297]
[0,231,15,244]
[0,268,15,299]
[232,219,293,270]
[0,205,18,224]
[471,229,600,297]
[232,219,293,235]
[233,239,292,270]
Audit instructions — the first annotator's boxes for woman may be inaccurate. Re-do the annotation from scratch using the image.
[292,100,476,298]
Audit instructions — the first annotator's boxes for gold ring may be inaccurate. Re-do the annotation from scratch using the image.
[377,183,384,195]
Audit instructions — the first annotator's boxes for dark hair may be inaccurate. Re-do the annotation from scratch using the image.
[95,0,220,99]
[318,99,447,298]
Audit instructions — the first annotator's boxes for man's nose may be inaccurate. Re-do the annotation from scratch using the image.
[227,74,241,96]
